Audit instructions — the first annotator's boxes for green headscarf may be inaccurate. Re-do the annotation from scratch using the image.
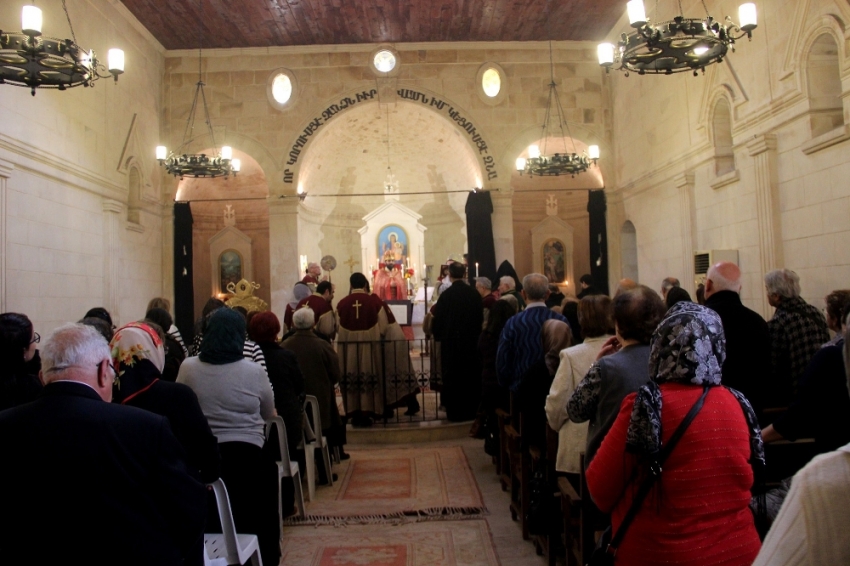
[199,308,245,365]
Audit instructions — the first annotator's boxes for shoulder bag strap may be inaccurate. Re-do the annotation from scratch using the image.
[605,385,712,556]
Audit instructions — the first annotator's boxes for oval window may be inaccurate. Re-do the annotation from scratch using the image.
[373,50,397,73]
[272,73,293,104]
[482,68,501,97]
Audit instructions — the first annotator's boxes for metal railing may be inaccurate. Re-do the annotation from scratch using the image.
[336,338,443,424]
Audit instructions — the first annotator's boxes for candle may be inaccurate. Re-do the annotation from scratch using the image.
[369,264,373,272]
[475,262,479,277]
[407,257,410,269]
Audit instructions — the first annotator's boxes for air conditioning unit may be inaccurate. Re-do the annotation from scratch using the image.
[694,249,739,285]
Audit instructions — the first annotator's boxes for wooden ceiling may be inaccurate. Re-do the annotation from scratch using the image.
[120,0,624,50]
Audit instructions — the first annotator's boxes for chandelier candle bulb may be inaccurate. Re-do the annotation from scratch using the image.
[21,5,42,36]
[738,3,757,32]
[627,0,646,27]
[693,46,710,56]
[588,145,600,160]
[597,43,615,66]
[231,159,240,173]
[155,146,167,160]
[108,49,125,75]
[221,146,233,160]
[515,157,527,171]
[528,145,541,159]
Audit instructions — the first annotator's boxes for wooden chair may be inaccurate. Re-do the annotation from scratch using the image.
[530,424,562,566]
[495,406,512,489]
[204,479,264,566]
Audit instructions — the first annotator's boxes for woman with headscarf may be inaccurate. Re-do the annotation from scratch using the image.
[586,302,764,565]
[110,321,219,483]
[177,308,279,566]
[0,312,42,411]
[284,282,312,335]
[145,308,186,381]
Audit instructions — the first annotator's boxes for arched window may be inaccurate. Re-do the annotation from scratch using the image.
[807,33,844,138]
[712,98,735,176]
[620,221,638,283]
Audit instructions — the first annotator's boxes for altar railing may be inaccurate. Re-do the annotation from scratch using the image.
[336,338,443,424]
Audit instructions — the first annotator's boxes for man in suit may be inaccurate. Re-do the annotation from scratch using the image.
[704,261,771,420]
[0,323,207,566]
[432,262,484,421]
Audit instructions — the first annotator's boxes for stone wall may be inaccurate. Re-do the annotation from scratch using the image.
[607,0,850,316]
[0,0,165,332]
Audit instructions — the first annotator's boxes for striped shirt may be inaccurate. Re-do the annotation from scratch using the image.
[191,333,267,376]
[496,303,568,392]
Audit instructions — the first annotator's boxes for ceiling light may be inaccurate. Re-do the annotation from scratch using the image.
[1,2,124,96]
[598,0,757,77]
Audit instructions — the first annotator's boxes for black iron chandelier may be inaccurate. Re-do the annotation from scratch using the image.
[598,0,757,76]
[516,41,599,178]
[155,0,238,179]
[0,2,124,96]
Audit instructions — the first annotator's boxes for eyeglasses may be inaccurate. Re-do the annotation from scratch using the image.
[30,332,40,344]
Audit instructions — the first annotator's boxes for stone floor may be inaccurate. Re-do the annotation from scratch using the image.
[320,436,550,565]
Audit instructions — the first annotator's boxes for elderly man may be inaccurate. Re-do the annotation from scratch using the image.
[660,276,681,300]
[282,308,347,466]
[432,262,484,421]
[0,323,206,565]
[498,275,526,310]
[765,269,830,405]
[496,273,568,392]
[296,280,338,340]
[302,261,322,290]
[704,261,771,418]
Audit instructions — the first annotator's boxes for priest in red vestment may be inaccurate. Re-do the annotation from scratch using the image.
[295,281,337,340]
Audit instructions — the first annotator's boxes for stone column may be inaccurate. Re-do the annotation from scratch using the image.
[102,199,123,324]
[605,191,624,287]
[491,189,515,267]
[268,197,301,320]
[746,134,782,316]
[0,160,13,313]
[675,172,696,296]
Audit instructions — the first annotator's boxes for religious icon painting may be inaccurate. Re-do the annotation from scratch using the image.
[219,249,243,292]
[377,225,408,266]
[542,238,566,284]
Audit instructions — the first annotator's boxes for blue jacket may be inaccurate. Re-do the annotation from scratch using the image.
[496,304,568,392]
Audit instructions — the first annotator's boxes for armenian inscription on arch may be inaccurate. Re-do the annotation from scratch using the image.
[282,88,498,184]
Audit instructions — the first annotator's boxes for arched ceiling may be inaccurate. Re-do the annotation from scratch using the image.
[119,0,624,50]
[299,99,481,213]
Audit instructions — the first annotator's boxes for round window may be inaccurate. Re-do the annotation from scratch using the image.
[373,50,397,73]
[482,68,501,97]
[272,73,293,104]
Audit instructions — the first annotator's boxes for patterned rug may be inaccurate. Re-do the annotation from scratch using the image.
[281,520,499,566]
[286,446,486,525]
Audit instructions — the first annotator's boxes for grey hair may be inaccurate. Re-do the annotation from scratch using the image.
[499,276,515,291]
[475,277,492,290]
[522,273,550,301]
[705,265,741,294]
[293,307,315,329]
[764,269,801,299]
[41,323,110,383]
[661,277,680,292]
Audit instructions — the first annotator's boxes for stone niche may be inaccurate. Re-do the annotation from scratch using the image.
[359,200,427,284]
[209,226,253,298]
[531,215,575,294]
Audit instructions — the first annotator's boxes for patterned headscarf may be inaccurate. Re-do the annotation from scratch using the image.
[199,308,245,365]
[626,302,764,471]
[110,322,165,403]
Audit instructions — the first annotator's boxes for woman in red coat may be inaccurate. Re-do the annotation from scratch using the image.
[587,302,764,565]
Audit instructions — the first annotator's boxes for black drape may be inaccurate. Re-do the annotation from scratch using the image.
[587,190,609,296]
[173,202,194,345]
[465,191,497,284]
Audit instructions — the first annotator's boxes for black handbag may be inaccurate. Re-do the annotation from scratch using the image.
[586,385,711,566]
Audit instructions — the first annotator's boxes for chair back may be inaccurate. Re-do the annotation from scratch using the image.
[208,479,240,563]
[264,416,293,468]
[303,395,324,443]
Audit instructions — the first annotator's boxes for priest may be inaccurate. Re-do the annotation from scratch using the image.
[296,281,338,341]
[336,272,416,426]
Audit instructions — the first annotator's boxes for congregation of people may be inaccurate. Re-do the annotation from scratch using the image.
[1,258,849,564]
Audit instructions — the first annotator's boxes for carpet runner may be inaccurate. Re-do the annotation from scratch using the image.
[285,446,487,525]
[281,520,499,566]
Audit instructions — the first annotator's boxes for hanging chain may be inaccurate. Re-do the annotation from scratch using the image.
[677,0,684,17]
[61,0,78,45]
[700,0,711,18]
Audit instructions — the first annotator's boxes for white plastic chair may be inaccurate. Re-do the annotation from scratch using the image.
[264,416,306,532]
[204,478,264,566]
[301,395,334,501]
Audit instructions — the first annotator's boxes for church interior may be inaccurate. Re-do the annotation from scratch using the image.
[2,0,849,563]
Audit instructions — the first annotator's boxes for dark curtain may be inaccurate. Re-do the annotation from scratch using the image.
[587,189,609,296]
[173,202,195,344]
[465,191,497,284]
